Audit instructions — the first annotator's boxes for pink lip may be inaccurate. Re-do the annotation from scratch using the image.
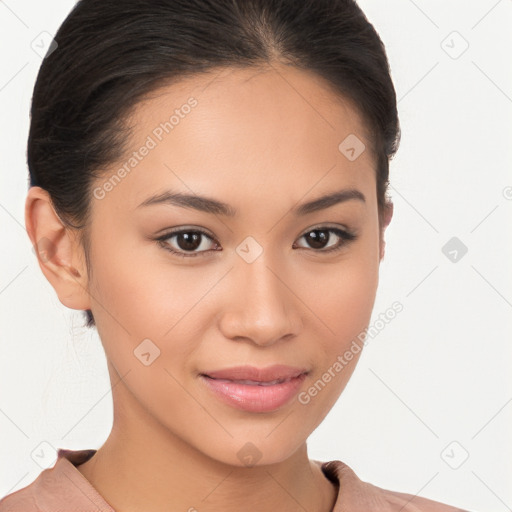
[200,365,309,413]
[204,364,307,382]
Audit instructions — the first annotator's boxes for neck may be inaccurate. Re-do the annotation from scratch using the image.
[76,380,338,512]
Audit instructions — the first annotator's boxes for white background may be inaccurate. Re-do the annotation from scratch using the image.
[1,1,511,511]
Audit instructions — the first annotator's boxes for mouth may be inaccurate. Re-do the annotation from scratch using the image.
[201,364,308,382]
[199,365,309,413]
[202,377,297,386]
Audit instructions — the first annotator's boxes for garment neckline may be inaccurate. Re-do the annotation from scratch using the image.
[56,447,342,510]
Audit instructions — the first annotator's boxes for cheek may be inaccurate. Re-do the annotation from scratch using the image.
[88,231,215,333]
[304,231,380,382]
[298,267,378,419]
[305,235,380,336]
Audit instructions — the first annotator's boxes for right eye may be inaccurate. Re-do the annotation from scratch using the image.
[155,228,221,258]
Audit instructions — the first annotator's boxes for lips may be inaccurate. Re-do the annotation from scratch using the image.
[199,365,309,413]
[202,364,308,383]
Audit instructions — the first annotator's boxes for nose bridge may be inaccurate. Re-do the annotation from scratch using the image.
[243,254,286,315]
[236,231,286,306]
[219,245,301,345]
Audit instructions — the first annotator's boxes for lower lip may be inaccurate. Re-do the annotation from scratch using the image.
[200,373,307,413]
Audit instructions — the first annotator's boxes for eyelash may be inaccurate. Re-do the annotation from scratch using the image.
[155,226,357,259]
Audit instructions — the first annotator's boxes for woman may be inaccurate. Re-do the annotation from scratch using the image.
[0,0,473,510]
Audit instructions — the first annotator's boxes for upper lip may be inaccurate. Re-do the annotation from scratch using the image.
[202,365,309,383]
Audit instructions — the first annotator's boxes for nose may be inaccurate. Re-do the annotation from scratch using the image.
[217,256,302,347]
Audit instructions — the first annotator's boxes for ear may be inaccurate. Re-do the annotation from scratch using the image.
[379,201,393,261]
[25,186,92,311]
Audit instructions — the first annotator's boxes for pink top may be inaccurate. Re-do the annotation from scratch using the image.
[0,448,470,511]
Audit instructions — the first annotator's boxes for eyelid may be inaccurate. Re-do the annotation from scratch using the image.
[300,222,353,236]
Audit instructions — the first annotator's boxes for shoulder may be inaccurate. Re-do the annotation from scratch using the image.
[371,485,469,512]
[0,448,102,512]
[321,460,471,512]
[0,481,39,512]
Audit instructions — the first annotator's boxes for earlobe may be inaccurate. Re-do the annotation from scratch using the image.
[25,186,91,310]
[379,201,393,261]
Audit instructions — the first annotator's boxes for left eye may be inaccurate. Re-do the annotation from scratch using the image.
[294,227,356,253]
[156,226,356,258]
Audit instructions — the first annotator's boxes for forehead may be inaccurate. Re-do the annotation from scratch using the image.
[93,64,377,216]
[130,64,372,148]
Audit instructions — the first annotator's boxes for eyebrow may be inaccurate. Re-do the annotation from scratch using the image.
[136,188,366,216]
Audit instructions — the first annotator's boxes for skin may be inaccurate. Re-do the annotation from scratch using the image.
[25,63,393,512]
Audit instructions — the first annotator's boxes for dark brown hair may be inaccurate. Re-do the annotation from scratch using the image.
[27,0,400,328]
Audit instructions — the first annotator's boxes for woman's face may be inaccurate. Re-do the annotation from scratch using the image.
[85,64,385,466]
